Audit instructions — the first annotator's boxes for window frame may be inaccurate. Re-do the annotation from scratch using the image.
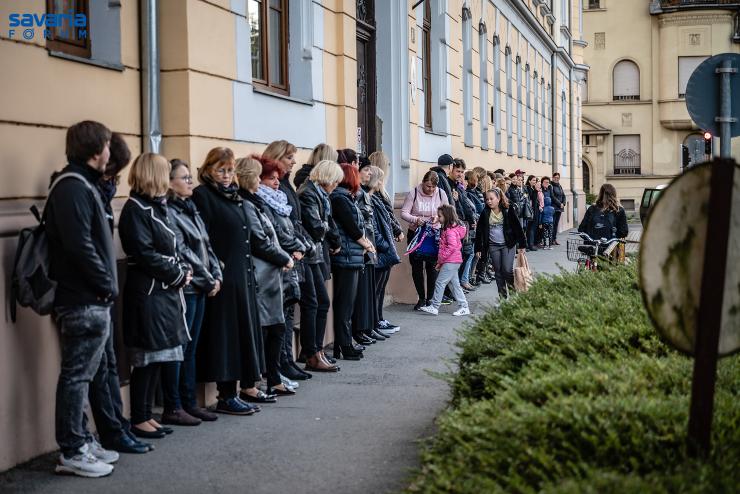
[612,59,640,101]
[422,1,433,131]
[46,0,91,59]
[250,0,290,95]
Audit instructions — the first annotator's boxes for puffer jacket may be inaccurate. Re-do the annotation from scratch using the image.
[119,193,190,351]
[358,186,376,265]
[329,186,366,269]
[167,197,223,295]
[371,194,400,269]
[541,189,555,224]
[437,223,467,265]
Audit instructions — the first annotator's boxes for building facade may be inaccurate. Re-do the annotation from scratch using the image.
[581,0,740,210]
[0,0,585,470]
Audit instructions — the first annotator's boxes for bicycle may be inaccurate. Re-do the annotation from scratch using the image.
[566,232,626,272]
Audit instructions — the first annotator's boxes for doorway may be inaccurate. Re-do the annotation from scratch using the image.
[356,0,376,157]
[582,160,591,194]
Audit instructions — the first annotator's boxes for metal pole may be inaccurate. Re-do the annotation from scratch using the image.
[141,0,161,154]
[686,58,736,457]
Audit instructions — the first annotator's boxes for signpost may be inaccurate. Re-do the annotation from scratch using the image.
[642,53,740,458]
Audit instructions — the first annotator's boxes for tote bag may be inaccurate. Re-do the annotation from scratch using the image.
[513,250,534,293]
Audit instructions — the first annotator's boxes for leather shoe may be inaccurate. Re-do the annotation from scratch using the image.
[102,434,149,454]
[125,431,154,451]
[239,390,277,404]
[369,330,387,341]
[280,363,309,381]
[161,408,202,426]
[155,425,174,435]
[184,406,218,422]
[131,426,166,439]
[268,385,296,396]
[290,361,313,379]
[355,334,374,345]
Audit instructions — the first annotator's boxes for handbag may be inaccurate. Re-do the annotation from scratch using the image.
[521,197,534,220]
[513,250,533,293]
[405,223,440,260]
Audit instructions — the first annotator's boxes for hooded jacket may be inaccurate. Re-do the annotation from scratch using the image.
[437,223,467,265]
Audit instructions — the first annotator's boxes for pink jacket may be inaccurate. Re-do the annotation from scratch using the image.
[401,184,449,230]
[437,224,467,264]
[537,190,544,211]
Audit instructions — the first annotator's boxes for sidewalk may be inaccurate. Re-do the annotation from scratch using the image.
[0,240,573,494]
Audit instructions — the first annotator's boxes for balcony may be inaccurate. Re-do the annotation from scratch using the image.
[651,0,740,14]
[614,150,641,175]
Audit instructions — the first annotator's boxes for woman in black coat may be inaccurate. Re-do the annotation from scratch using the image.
[119,153,191,438]
[474,187,527,299]
[297,160,344,372]
[236,157,297,397]
[191,147,264,416]
[524,175,540,250]
[166,159,222,424]
[330,164,375,360]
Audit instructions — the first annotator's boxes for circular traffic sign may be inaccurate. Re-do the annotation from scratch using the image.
[685,53,740,138]
[639,161,740,357]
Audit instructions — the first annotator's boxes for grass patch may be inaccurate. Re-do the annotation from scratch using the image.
[407,264,740,493]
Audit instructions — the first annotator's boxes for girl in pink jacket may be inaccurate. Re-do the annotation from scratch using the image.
[420,205,470,316]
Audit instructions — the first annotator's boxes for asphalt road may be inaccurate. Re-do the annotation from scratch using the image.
[0,238,573,494]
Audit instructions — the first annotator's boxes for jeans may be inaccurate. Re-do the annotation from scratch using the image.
[85,312,129,445]
[55,305,111,457]
[553,211,562,241]
[429,263,468,309]
[180,293,206,409]
[460,245,475,285]
[299,263,330,357]
[331,267,360,347]
[263,324,286,387]
[488,244,516,298]
[280,304,296,367]
[374,267,391,323]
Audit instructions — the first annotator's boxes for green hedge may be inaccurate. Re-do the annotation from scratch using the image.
[407,264,740,493]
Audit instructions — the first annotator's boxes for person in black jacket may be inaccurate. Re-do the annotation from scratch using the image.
[45,121,120,477]
[551,172,567,245]
[524,175,540,251]
[330,164,375,360]
[167,159,223,424]
[263,140,314,382]
[474,188,527,299]
[578,183,629,244]
[192,147,265,416]
[237,157,300,396]
[297,160,344,372]
[293,143,338,190]
[119,153,192,439]
[429,153,454,204]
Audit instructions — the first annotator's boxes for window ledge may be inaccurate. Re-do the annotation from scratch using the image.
[253,85,314,106]
[48,50,125,72]
[424,129,447,137]
[584,8,607,13]
[573,39,589,48]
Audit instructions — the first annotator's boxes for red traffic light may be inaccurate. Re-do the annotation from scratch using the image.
[703,132,712,140]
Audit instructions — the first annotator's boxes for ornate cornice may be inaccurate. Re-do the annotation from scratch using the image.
[658,13,733,27]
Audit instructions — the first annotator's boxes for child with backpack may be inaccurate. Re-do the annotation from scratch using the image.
[578,183,629,251]
[420,205,470,316]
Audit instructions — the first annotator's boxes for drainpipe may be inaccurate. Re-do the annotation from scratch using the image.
[141,0,161,153]
[551,52,558,175]
[569,68,578,227]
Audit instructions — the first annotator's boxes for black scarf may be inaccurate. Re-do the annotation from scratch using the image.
[170,196,198,217]
[202,174,241,202]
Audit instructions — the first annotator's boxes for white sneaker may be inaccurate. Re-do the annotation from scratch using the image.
[453,307,471,316]
[55,443,114,478]
[88,438,119,464]
[419,305,439,315]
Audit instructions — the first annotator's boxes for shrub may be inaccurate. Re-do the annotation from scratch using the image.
[407,264,740,493]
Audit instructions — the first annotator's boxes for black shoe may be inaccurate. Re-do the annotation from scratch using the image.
[125,431,155,451]
[353,343,366,352]
[529,246,538,251]
[296,354,307,364]
[239,390,277,404]
[369,330,387,341]
[334,344,362,361]
[267,385,296,396]
[413,300,425,311]
[323,353,338,364]
[155,425,174,435]
[214,397,256,416]
[290,361,313,379]
[355,334,374,345]
[131,426,166,439]
[280,363,308,381]
[374,329,392,338]
[480,277,492,284]
[102,434,149,454]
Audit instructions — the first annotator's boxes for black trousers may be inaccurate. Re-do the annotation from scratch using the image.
[409,254,437,303]
[352,266,377,335]
[331,267,360,347]
[263,324,286,387]
[374,267,391,322]
[553,211,562,241]
[280,304,296,367]
[299,263,330,356]
[130,364,161,425]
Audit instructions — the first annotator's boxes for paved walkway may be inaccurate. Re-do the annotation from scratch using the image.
[0,238,573,494]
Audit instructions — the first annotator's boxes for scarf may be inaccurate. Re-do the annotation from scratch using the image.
[99,178,117,205]
[170,196,198,217]
[489,209,504,226]
[202,174,241,202]
[257,184,292,217]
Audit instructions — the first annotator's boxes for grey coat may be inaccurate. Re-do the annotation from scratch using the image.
[241,192,292,326]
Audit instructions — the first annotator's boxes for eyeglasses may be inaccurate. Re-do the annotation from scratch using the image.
[175,175,193,183]
[215,168,235,177]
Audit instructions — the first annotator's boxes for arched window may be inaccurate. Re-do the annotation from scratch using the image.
[613,60,640,101]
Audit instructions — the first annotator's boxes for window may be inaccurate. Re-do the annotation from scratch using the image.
[613,60,640,101]
[678,56,708,98]
[541,79,546,161]
[587,0,600,9]
[683,133,706,166]
[422,1,432,130]
[613,135,641,175]
[479,23,489,150]
[561,91,567,168]
[534,73,540,161]
[249,0,289,94]
[581,78,588,102]
[47,0,90,58]
[462,7,472,146]
[493,36,501,151]
[620,199,636,211]
[526,66,532,160]
[516,57,523,157]
[506,47,513,155]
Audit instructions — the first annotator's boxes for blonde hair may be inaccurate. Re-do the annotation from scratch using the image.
[198,147,235,184]
[129,153,170,197]
[235,156,262,191]
[368,151,390,175]
[307,143,338,166]
[367,166,385,192]
[473,166,487,181]
[263,140,298,162]
[480,175,494,193]
[496,177,507,193]
[309,160,344,186]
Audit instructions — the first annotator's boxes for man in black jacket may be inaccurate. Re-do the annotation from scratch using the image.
[429,153,454,203]
[45,121,120,477]
[551,172,567,245]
